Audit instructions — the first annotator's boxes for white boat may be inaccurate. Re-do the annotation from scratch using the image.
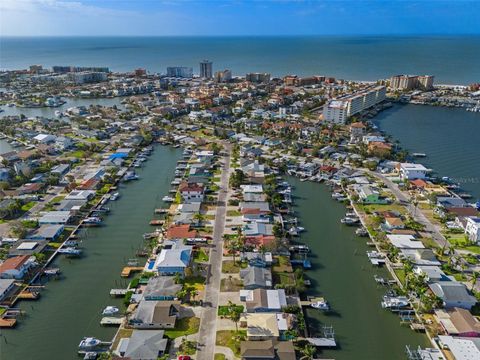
[83,216,102,225]
[331,192,344,199]
[58,247,82,256]
[341,217,360,225]
[102,306,120,316]
[162,196,174,202]
[289,245,310,253]
[110,192,120,201]
[79,337,101,350]
[345,212,357,218]
[412,153,426,158]
[64,240,79,247]
[355,228,368,237]
[367,250,383,259]
[123,171,139,182]
[381,296,410,309]
[311,298,330,311]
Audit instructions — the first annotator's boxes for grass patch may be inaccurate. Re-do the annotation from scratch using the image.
[222,260,245,274]
[165,316,200,339]
[21,201,36,212]
[194,249,209,263]
[184,275,206,291]
[218,304,244,317]
[220,278,243,292]
[216,330,246,357]
[273,272,296,286]
[68,150,86,159]
[272,256,293,273]
[111,328,133,351]
[393,268,406,286]
[227,210,241,217]
[215,354,226,360]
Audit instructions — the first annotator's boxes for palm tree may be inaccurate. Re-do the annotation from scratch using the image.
[300,344,316,360]
[227,301,242,332]
[471,271,479,291]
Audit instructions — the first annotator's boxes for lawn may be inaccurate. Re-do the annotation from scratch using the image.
[184,275,206,291]
[220,278,243,292]
[68,150,86,159]
[214,354,226,360]
[273,272,296,286]
[393,268,406,286]
[222,260,246,273]
[215,330,246,357]
[218,304,244,316]
[21,201,36,212]
[111,328,133,351]
[227,210,241,217]
[357,203,407,215]
[165,316,200,339]
[272,256,293,273]
[194,249,210,263]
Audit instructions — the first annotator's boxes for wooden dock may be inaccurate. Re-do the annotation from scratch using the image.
[110,289,129,297]
[100,317,123,326]
[300,297,327,307]
[0,318,17,328]
[121,266,144,277]
[18,290,40,300]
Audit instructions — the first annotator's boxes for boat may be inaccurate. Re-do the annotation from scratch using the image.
[94,206,110,213]
[64,240,79,247]
[381,296,410,309]
[311,298,330,311]
[289,245,310,253]
[412,153,426,158]
[78,337,102,350]
[110,192,120,201]
[58,247,82,256]
[83,217,102,225]
[341,217,360,225]
[331,192,344,199]
[123,171,139,182]
[367,251,384,259]
[102,306,120,316]
[162,196,174,202]
[355,228,368,237]
[43,268,61,276]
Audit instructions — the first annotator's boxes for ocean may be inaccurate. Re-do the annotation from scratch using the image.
[1,36,480,83]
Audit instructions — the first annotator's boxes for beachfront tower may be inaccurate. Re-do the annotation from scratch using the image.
[200,60,213,79]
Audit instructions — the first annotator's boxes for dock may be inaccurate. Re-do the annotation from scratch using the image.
[100,317,123,326]
[149,220,164,226]
[300,297,327,307]
[121,266,144,277]
[18,290,40,300]
[306,337,337,347]
[0,318,17,328]
[290,259,312,269]
[154,208,168,214]
[110,289,129,297]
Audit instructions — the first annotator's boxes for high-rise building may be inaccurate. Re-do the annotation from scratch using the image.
[166,67,193,78]
[323,86,386,124]
[390,75,434,91]
[246,72,271,83]
[200,60,213,79]
[215,69,232,83]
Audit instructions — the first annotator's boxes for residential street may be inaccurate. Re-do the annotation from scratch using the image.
[196,145,231,360]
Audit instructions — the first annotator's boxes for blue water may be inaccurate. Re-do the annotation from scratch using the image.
[1,36,480,83]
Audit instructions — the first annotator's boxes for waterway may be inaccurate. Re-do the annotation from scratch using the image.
[1,145,181,360]
[290,177,429,360]
[373,104,480,200]
[0,97,124,119]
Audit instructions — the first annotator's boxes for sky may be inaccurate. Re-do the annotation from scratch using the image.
[0,0,479,36]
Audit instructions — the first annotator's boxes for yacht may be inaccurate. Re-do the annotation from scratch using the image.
[64,240,79,247]
[78,337,101,350]
[381,296,410,309]
[58,247,82,256]
[311,298,330,311]
[289,244,310,253]
[123,171,139,182]
[83,217,102,225]
[110,192,120,201]
[355,228,368,237]
[341,217,360,225]
[102,306,120,316]
[162,196,174,202]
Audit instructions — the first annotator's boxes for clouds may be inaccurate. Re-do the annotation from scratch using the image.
[0,0,479,36]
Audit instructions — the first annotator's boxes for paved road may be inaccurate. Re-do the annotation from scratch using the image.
[372,171,449,248]
[196,145,231,360]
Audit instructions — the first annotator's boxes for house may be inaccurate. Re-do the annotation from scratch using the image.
[437,196,467,209]
[17,182,45,195]
[429,282,477,310]
[350,122,366,143]
[244,223,274,237]
[177,203,201,214]
[122,330,169,360]
[154,241,192,276]
[143,276,182,301]
[178,181,204,203]
[39,211,72,224]
[65,190,96,201]
[240,267,272,290]
[436,307,480,337]
[240,252,273,267]
[0,279,16,301]
[384,216,405,230]
[50,164,70,177]
[355,185,388,205]
[240,340,296,360]
[165,224,197,240]
[240,313,280,340]
[398,163,430,180]
[9,240,48,257]
[400,249,441,266]
[130,300,180,329]
[413,266,450,283]
[240,202,270,215]
[465,217,480,243]
[438,336,480,359]
[54,136,73,150]
[0,255,35,279]
[26,224,64,241]
[34,134,56,144]
[387,234,424,249]
[241,289,287,313]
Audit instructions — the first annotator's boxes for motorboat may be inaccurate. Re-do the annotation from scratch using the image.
[64,240,79,247]
[367,250,383,259]
[381,296,410,309]
[341,217,360,225]
[102,306,120,316]
[110,192,120,201]
[311,298,330,311]
[355,228,368,237]
[345,212,357,218]
[162,196,174,202]
[78,337,101,350]
[123,171,139,182]
[83,216,102,225]
[289,245,310,253]
[58,247,82,256]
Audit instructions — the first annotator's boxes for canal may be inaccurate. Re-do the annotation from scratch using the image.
[290,177,429,360]
[373,104,480,199]
[1,145,181,360]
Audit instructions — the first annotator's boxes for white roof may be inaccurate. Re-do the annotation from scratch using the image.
[241,184,263,193]
[438,335,480,360]
[387,234,425,249]
[400,163,429,171]
[266,289,287,310]
[17,242,37,250]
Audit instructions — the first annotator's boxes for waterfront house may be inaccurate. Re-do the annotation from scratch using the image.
[240,313,280,341]
[122,330,169,360]
[9,240,48,257]
[143,276,182,301]
[400,249,441,267]
[240,340,296,360]
[465,217,480,243]
[0,279,15,301]
[0,255,35,279]
[240,252,273,267]
[165,224,198,240]
[387,234,425,249]
[436,307,480,337]
[241,289,287,313]
[398,163,430,180]
[26,224,64,241]
[349,122,366,143]
[429,282,477,310]
[177,202,201,214]
[240,267,273,290]
[57,199,87,212]
[39,211,72,225]
[154,241,192,276]
[413,266,450,283]
[178,181,204,203]
[65,190,96,201]
[240,202,270,216]
[436,196,467,209]
[384,216,405,230]
[355,184,388,205]
[130,300,181,329]
[437,336,480,360]
[244,222,274,237]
